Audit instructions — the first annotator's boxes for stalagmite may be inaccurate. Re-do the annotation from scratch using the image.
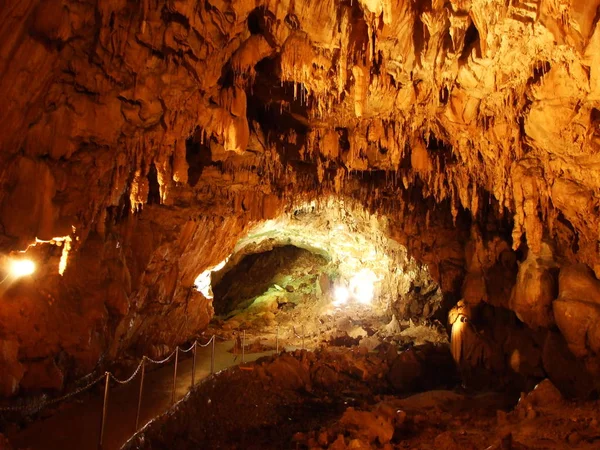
[352,65,368,118]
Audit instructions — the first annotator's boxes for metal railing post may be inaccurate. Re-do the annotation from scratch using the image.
[98,371,110,450]
[210,336,215,374]
[191,341,197,387]
[171,347,179,404]
[135,358,145,431]
[242,330,246,363]
[275,325,279,354]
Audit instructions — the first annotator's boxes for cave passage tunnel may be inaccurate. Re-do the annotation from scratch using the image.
[195,200,445,351]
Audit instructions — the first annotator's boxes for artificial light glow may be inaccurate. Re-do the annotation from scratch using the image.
[333,286,349,306]
[31,235,73,276]
[349,269,377,305]
[10,259,35,277]
[57,238,71,275]
[194,257,230,299]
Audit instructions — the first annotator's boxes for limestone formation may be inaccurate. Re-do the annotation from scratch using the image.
[1,0,600,399]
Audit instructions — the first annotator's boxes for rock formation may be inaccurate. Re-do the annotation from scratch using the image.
[1,0,600,398]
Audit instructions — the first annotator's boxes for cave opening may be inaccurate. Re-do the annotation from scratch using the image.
[212,245,329,317]
[196,199,447,353]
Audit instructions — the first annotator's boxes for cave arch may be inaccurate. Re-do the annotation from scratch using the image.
[193,198,448,346]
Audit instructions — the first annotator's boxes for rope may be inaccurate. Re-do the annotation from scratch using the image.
[109,359,145,385]
[0,328,289,417]
[197,335,215,347]
[179,341,196,353]
[145,349,177,365]
[0,373,105,414]
[45,374,106,406]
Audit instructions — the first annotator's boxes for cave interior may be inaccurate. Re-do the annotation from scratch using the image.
[2,0,600,449]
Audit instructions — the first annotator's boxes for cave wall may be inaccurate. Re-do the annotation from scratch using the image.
[1,0,600,396]
[2,0,600,261]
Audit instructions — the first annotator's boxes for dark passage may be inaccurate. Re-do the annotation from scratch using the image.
[212,245,328,315]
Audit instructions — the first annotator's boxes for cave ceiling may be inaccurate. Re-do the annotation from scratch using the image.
[1,0,599,266]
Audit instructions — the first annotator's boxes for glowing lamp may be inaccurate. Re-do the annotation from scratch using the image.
[333,286,349,306]
[349,269,376,305]
[10,259,35,278]
[354,284,374,304]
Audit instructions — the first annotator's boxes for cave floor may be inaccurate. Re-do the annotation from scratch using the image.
[121,347,600,450]
[208,298,447,360]
[7,341,273,450]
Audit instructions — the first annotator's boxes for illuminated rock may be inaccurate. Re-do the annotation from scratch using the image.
[0,0,600,397]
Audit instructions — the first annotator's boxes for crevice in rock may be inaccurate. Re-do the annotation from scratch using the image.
[459,21,480,61]
[185,130,212,187]
[528,61,551,85]
[146,163,160,205]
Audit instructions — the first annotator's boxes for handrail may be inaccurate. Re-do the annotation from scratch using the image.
[0,336,214,415]
[0,325,310,449]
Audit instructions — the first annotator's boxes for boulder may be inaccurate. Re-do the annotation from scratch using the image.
[388,344,457,392]
[509,252,557,328]
[558,264,600,305]
[387,348,422,391]
[522,379,563,407]
[359,335,381,351]
[553,299,600,358]
[263,353,310,390]
[311,364,339,389]
[339,407,394,445]
[553,264,600,360]
[542,331,594,398]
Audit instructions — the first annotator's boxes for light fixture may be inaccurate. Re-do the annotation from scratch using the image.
[349,269,377,305]
[194,257,230,299]
[9,259,36,278]
[34,236,72,275]
[333,285,349,306]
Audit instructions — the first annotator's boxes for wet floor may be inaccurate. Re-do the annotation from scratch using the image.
[8,341,273,450]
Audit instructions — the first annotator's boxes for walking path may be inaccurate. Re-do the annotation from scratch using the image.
[8,341,272,450]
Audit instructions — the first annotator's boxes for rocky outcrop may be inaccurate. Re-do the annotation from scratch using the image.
[553,264,600,377]
[509,244,558,329]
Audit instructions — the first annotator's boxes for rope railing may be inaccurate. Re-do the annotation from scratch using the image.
[228,324,312,363]
[0,327,312,449]
[0,373,106,414]
[197,335,216,347]
[178,341,197,353]
[109,360,145,385]
[0,335,218,447]
[143,350,177,365]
